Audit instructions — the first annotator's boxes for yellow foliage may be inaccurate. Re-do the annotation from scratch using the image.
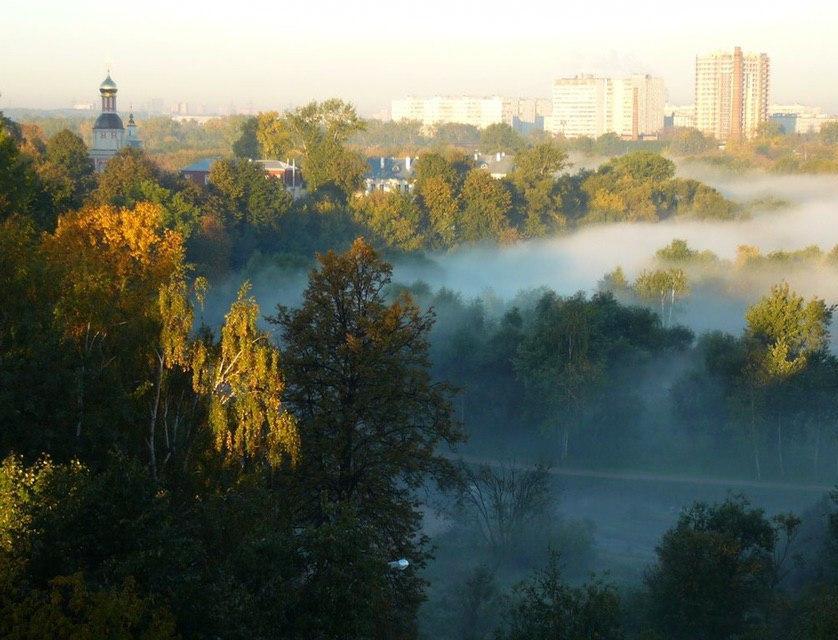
[44,203,185,341]
[194,283,299,468]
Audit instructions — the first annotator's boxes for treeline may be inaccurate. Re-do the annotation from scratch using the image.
[2,106,738,282]
[407,274,838,483]
[425,490,838,639]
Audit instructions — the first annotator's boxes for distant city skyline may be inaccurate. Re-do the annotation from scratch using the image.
[2,0,837,116]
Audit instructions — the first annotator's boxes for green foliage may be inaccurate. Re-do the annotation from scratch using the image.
[232,116,259,159]
[350,190,425,251]
[91,147,164,208]
[208,157,292,228]
[496,552,622,640]
[0,121,44,225]
[36,129,95,217]
[1,573,179,640]
[644,496,783,640]
[480,123,527,154]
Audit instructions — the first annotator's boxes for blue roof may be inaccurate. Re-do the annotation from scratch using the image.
[181,158,217,172]
[366,157,414,180]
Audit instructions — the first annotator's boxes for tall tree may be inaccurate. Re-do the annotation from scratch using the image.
[510,141,568,236]
[36,129,95,217]
[644,496,797,640]
[271,238,463,636]
[742,283,834,476]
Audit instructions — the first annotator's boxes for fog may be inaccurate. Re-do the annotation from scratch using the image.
[199,168,838,627]
[206,168,838,342]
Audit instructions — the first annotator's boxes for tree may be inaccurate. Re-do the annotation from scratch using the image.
[607,151,675,182]
[510,141,568,236]
[496,552,622,640]
[0,573,178,640]
[350,190,425,251]
[634,267,689,325]
[742,283,834,476]
[644,496,796,640]
[515,293,604,461]
[666,127,715,155]
[91,147,163,208]
[820,121,838,146]
[0,121,43,224]
[270,238,463,633]
[255,111,290,159]
[208,157,292,228]
[193,283,299,469]
[480,123,526,154]
[459,462,551,552]
[459,168,513,243]
[36,129,95,217]
[42,203,185,455]
[232,115,259,159]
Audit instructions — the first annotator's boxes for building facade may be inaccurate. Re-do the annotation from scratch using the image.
[694,47,770,142]
[543,74,665,139]
[89,73,141,171]
[391,96,507,129]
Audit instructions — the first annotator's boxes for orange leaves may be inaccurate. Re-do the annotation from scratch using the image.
[44,203,185,341]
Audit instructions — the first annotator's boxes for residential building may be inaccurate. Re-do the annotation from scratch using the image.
[694,47,770,142]
[89,73,142,172]
[181,158,216,186]
[543,74,665,139]
[473,152,514,179]
[363,157,415,194]
[255,159,303,198]
[391,96,506,129]
[769,104,838,134]
[503,98,552,133]
[179,158,304,198]
[665,104,697,129]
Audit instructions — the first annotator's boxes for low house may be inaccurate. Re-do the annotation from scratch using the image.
[255,160,304,199]
[180,158,304,198]
[474,152,515,179]
[363,156,415,195]
[180,158,217,186]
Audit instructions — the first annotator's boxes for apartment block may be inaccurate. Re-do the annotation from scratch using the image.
[694,47,770,142]
[543,74,665,139]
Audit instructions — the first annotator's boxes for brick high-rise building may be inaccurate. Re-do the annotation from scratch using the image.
[694,47,770,142]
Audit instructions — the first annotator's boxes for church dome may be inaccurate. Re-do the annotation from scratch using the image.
[99,74,118,94]
[93,112,124,130]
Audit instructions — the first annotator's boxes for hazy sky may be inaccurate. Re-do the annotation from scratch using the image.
[2,0,837,115]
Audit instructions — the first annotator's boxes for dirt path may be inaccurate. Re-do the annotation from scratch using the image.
[447,452,833,494]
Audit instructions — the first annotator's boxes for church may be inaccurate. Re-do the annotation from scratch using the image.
[89,72,141,171]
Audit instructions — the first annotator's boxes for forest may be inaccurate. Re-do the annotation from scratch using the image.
[4,101,838,639]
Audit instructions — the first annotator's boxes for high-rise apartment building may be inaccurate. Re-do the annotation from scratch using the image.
[391,96,506,129]
[390,95,552,131]
[694,47,770,142]
[543,74,665,139]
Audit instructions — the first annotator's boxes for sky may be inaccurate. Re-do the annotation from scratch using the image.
[2,0,837,116]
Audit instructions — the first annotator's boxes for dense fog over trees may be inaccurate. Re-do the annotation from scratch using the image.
[5,104,838,638]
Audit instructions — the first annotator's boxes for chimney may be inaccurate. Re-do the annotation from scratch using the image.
[405,156,411,172]
[730,46,744,143]
[496,152,501,162]
[380,156,385,171]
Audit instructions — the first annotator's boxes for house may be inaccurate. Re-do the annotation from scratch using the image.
[255,160,304,199]
[363,157,415,195]
[179,158,304,198]
[181,158,217,186]
[474,152,515,179]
